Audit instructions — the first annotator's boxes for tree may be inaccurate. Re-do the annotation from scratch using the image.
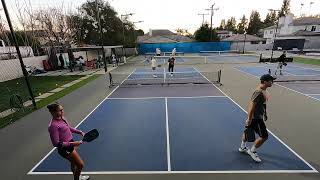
[175,28,192,37]
[67,0,136,47]
[237,15,247,34]
[225,17,237,33]
[34,7,73,50]
[247,10,263,35]
[194,23,219,42]
[279,0,291,17]
[264,11,277,28]
[218,19,226,30]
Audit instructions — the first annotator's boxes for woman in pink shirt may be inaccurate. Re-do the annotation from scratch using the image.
[47,103,89,180]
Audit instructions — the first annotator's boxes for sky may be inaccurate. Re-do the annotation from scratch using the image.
[3,0,320,34]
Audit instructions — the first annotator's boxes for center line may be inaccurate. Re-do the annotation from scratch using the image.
[165,97,171,171]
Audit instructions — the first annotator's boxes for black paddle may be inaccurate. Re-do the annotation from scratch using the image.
[82,129,99,142]
[244,127,255,142]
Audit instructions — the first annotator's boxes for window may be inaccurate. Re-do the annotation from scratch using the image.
[270,30,273,34]
[311,26,316,31]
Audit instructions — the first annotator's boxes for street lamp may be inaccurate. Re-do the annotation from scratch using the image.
[268,9,281,60]
[132,21,144,44]
[121,13,134,47]
[309,2,314,16]
[206,3,219,41]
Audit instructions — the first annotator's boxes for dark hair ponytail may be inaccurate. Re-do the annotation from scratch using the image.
[47,103,60,112]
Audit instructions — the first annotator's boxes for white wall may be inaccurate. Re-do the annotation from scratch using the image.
[0,46,34,60]
[0,55,48,82]
[230,42,272,51]
[304,36,320,49]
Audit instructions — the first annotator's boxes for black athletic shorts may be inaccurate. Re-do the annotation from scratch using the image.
[57,139,74,159]
[249,119,268,139]
[168,65,174,72]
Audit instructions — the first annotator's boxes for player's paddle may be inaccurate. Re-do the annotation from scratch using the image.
[82,129,99,142]
[245,127,255,142]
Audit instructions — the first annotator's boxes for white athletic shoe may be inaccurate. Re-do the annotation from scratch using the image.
[247,149,262,162]
[80,175,90,180]
[238,146,248,153]
[152,74,157,78]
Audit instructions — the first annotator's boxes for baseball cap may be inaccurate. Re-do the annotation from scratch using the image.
[260,74,276,82]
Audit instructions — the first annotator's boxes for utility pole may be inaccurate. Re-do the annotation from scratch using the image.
[1,0,37,108]
[95,0,107,73]
[198,13,209,24]
[206,3,219,41]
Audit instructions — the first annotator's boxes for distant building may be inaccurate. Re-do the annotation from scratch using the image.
[263,14,320,50]
[221,34,268,51]
[217,30,233,40]
[137,29,194,44]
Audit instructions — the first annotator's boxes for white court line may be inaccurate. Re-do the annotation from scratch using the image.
[235,67,320,103]
[29,68,318,175]
[289,64,320,72]
[108,96,226,100]
[28,169,316,175]
[163,67,166,84]
[250,64,320,76]
[276,83,320,102]
[307,94,320,96]
[196,67,318,173]
[165,98,171,171]
[28,69,136,175]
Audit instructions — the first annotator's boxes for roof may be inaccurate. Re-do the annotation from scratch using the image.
[221,34,265,42]
[148,29,176,36]
[137,35,194,44]
[70,45,123,51]
[264,16,320,30]
[291,17,320,26]
[217,30,233,34]
[278,30,320,37]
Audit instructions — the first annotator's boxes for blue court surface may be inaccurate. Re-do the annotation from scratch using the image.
[236,64,320,101]
[206,55,258,63]
[29,67,317,174]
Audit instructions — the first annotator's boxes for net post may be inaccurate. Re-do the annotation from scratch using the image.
[108,72,113,88]
[218,70,222,84]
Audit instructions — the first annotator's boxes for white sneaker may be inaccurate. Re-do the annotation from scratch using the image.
[238,146,248,153]
[80,175,90,180]
[247,149,262,162]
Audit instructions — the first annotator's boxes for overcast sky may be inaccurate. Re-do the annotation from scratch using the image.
[3,0,320,33]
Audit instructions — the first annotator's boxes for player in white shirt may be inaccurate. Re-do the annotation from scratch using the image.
[156,48,161,56]
[172,48,176,56]
[112,54,116,67]
[151,57,157,77]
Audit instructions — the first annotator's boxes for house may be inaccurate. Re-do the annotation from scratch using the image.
[221,34,268,51]
[217,30,233,40]
[137,29,194,44]
[263,14,320,50]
